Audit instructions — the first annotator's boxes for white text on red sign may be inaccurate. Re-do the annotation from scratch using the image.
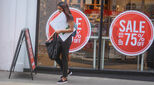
[72,18,82,43]
[118,20,146,46]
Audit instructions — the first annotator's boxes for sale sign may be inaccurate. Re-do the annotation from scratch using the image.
[46,8,91,52]
[109,11,154,56]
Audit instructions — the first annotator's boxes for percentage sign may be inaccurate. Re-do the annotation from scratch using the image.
[137,34,145,46]
[138,34,145,42]
[75,31,81,38]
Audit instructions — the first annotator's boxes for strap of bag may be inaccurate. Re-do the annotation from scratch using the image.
[53,33,57,41]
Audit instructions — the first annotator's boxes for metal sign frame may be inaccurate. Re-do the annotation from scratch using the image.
[9,29,37,80]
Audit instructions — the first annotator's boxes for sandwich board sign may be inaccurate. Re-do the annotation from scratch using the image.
[9,29,36,80]
[109,10,154,56]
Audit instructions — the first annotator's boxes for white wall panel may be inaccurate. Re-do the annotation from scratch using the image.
[0,0,37,71]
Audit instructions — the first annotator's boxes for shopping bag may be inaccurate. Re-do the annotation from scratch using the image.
[45,33,58,60]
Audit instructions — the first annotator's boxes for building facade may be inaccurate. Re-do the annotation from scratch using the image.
[0,0,154,73]
[0,0,37,71]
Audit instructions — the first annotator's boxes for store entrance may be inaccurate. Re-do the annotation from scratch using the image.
[37,0,101,69]
[37,0,154,71]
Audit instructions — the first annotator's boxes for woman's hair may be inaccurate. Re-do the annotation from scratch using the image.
[57,2,74,22]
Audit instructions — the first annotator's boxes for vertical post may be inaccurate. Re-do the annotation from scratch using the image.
[35,0,40,68]
[137,55,140,71]
[141,0,145,11]
[98,0,104,70]
[93,39,97,69]
[141,54,144,71]
[101,39,105,70]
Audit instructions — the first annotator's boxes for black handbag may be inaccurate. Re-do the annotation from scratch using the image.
[45,33,58,60]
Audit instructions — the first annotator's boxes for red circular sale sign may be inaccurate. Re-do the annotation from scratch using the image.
[46,8,91,52]
[109,11,154,56]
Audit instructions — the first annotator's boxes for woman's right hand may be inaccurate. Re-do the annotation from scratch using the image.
[46,39,50,42]
[46,37,51,42]
[46,32,55,41]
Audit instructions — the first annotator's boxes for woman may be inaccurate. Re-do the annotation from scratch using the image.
[48,2,74,84]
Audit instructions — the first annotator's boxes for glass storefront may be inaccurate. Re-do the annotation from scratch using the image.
[37,0,154,72]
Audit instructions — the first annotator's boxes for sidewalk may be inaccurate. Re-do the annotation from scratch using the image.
[0,71,153,85]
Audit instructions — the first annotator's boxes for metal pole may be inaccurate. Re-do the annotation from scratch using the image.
[35,0,40,67]
[101,39,105,70]
[98,0,104,70]
[141,54,144,71]
[137,55,140,71]
[93,39,97,69]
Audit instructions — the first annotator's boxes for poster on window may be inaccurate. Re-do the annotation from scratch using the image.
[85,0,92,4]
[109,10,154,56]
[71,0,78,4]
[46,8,91,52]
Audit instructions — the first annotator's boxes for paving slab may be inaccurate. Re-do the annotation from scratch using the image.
[0,71,153,85]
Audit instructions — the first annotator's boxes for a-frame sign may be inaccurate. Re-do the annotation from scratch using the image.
[9,29,36,80]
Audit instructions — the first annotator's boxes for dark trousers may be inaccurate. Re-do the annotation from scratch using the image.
[55,36,72,77]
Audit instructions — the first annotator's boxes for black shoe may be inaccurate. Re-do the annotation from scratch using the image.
[68,70,72,76]
[57,78,68,84]
[60,71,72,78]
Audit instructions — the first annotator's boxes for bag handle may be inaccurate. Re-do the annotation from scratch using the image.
[46,32,57,41]
[53,33,57,41]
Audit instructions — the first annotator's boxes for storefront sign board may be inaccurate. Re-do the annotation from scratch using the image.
[109,10,154,56]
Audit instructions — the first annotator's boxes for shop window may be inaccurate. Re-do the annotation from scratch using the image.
[104,0,154,71]
[37,0,154,72]
[65,0,102,69]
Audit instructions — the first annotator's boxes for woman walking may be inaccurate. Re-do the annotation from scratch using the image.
[48,2,74,84]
